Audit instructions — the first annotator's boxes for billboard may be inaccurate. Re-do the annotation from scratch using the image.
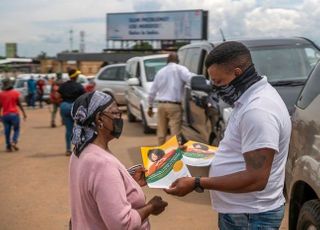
[107,10,208,41]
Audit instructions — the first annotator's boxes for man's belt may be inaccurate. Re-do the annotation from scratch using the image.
[158,100,181,105]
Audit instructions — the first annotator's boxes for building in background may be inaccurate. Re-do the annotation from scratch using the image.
[56,51,158,76]
[0,58,40,77]
[5,43,17,58]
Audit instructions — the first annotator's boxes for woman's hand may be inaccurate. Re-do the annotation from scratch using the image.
[137,196,168,222]
[131,166,147,187]
[148,196,168,215]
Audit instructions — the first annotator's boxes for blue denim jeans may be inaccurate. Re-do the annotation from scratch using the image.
[60,102,74,152]
[218,205,285,230]
[2,113,20,149]
[28,93,36,107]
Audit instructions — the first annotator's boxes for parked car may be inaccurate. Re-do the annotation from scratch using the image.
[94,63,127,105]
[285,60,320,229]
[85,75,96,92]
[179,37,320,144]
[14,74,51,104]
[125,54,168,133]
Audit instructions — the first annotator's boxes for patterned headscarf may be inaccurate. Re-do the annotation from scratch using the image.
[71,91,114,157]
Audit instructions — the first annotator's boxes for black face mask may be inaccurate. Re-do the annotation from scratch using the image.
[211,65,262,106]
[111,118,123,138]
[102,114,124,139]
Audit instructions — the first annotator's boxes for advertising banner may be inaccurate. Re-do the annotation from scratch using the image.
[107,10,207,40]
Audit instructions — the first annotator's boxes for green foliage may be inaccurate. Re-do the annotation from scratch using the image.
[132,42,153,50]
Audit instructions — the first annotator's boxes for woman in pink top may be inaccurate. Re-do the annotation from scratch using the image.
[69,91,168,230]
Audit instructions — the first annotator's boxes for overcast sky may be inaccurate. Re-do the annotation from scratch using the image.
[0,0,319,57]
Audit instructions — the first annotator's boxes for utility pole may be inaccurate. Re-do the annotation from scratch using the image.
[80,31,85,53]
[69,29,74,52]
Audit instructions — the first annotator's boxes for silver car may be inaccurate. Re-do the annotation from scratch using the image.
[125,54,168,133]
[94,63,127,105]
[285,61,320,229]
[14,74,51,104]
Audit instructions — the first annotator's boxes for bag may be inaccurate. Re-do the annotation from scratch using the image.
[50,84,62,104]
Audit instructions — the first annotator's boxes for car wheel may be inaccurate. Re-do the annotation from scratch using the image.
[297,199,320,230]
[127,104,136,122]
[140,106,153,134]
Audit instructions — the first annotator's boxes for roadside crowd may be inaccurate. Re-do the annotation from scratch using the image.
[1,41,291,230]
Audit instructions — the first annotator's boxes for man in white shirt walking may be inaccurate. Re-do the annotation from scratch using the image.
[164,42,291,229]
[148,53,192,145]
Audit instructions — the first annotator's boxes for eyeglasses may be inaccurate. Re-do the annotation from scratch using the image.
[101,111,122,119]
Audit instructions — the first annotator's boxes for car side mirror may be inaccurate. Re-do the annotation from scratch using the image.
[127,78,140,86]
[191,75,212,93]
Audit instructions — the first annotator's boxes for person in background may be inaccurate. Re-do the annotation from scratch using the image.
[58,69,85,156]
[50,73,63,128]
[48,76,55,86]
[0,78,27,152]
[164,41,291,230]
[36,77,46,108]
[84,78,96,92]
[27,76,37,108]
[69,91,168,229]
[148,52,193,145]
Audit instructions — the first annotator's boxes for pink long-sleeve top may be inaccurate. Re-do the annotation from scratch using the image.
[69,144,150,230]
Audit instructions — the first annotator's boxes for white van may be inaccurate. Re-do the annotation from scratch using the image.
[94,63,127,105]
[125,54,168,133]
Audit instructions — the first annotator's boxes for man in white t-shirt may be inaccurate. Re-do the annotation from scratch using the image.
[165,41,291,229]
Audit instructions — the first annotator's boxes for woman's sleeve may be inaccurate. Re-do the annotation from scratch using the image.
[92,162,142,230]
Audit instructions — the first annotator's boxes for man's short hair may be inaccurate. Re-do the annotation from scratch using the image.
[167,52,179,64]
[205,41,252,71]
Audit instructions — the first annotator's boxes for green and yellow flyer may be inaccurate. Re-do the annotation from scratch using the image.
[141,136,191,189]
[178,141,218,167]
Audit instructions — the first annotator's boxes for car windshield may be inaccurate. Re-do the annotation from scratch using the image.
[77,75,88,84]
[250,45,320,82]
[144,58,167,82]
[14,79,27,88]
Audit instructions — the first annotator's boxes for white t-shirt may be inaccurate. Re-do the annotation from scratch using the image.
[148,62,192,106]
[209,77,291,213]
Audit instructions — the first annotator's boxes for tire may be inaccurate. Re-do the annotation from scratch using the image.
[297,199,320,230]
[140,106,153,134]
[127,104,136,122]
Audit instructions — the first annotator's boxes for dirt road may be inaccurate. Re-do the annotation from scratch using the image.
[0,107,288,229]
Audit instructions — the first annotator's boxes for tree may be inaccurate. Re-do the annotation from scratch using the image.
[37,51,47,59]
[132,42,153,50]
[2,65,11,73]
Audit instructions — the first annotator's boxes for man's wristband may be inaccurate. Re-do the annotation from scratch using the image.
[194,176,204,193]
